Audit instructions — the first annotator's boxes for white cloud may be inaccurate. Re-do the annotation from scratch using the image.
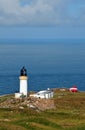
[0,0,85,26]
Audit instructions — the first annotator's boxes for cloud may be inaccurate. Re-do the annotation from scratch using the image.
[0,0,85,26]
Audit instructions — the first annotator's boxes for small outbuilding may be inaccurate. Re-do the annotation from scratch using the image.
[30,88,54,99]
[69,86,78,92]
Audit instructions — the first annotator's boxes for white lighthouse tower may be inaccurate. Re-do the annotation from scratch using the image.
[19,67,28,97]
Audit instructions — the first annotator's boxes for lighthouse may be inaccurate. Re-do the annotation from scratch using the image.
[19,66,28,97]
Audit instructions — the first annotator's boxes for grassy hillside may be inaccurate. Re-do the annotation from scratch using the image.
[0,90,85,130]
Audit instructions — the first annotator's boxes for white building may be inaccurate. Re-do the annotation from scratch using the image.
[19,76,28,97]
[30,89,54,99]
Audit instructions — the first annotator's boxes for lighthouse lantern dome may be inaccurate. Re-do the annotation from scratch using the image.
[20,66,27,76]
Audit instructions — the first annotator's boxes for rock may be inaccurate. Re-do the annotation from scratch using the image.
[19,106,24,109]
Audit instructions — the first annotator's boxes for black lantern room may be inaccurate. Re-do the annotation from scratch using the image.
[20,66,27,76]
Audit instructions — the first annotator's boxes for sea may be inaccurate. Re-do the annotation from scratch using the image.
[0,39,85,95]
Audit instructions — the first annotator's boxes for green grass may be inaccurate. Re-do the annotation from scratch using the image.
[0,91,85,130]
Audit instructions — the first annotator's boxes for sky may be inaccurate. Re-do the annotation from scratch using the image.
[0,0,85,39]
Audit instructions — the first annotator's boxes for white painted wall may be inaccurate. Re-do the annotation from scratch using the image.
[20,79,28,97]
[15,93,22,98]
[30,90,54,99]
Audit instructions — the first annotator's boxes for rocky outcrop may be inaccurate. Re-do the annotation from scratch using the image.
[0,96,56,111]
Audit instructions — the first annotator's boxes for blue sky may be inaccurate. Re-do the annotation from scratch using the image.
[0,0,85,39]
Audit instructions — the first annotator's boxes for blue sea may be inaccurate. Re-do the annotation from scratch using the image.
[0,39,85,95]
